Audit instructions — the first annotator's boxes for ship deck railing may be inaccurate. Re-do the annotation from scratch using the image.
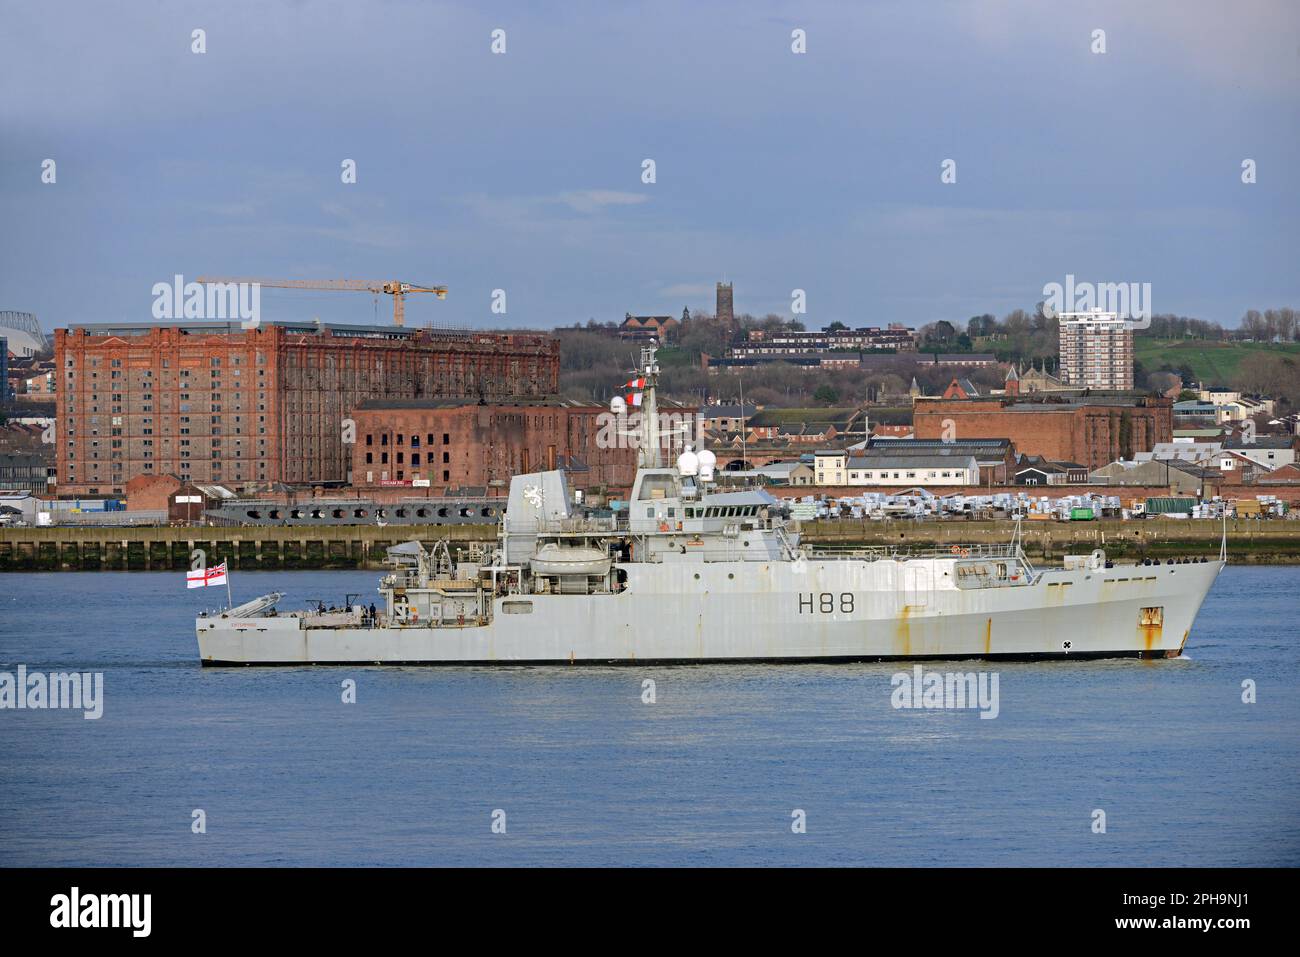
[805,542,1025,561]
[532,517,628,534]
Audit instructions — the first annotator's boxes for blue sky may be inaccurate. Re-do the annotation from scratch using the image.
[2,0,1297,334]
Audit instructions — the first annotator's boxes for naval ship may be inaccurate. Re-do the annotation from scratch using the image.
[196,346,1225,666]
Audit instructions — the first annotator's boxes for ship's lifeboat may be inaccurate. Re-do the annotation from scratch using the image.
[529,543,612,577]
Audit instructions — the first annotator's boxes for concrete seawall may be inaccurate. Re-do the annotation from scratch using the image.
[1,519,1297,571]
[801,518,1300,564]
[0,524,498,572]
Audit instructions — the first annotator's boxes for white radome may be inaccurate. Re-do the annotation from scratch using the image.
[697,448,717,481]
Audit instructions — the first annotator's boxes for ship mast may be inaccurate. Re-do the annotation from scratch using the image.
[639,343,662,468]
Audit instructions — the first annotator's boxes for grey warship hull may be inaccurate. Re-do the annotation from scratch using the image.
[197,554,1223,666]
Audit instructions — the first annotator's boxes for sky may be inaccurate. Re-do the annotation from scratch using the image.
[1,0,1298,336]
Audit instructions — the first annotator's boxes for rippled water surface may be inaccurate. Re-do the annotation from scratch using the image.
[1,566,1296,866]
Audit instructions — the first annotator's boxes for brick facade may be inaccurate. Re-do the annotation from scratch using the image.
[350,400,637,494]
[55,322,559,495]
[913,397,1172,470]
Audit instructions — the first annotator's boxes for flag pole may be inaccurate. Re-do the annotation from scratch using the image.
[225,565,233,611]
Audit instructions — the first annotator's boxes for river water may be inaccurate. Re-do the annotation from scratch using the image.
[0,566,1296,866]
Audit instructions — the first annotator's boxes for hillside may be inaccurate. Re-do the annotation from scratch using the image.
[1135,337,1300,385]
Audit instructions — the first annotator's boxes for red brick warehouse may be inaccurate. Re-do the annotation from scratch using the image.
[349,398,638,495]
[54,321,559,495]
[913,394,1172,470]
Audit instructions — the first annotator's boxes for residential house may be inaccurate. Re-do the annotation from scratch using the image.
[619,314,679,343]
[932,353,997,367]
[1221,435,1296,471]
[747,408,866,445]
[701,403,758,433]
[814,449,847,485]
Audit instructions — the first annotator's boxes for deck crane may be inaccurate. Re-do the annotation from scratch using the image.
[195,277,447,327]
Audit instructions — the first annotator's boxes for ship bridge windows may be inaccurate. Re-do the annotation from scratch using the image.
[637,474,677,500]
[699,505,758,519]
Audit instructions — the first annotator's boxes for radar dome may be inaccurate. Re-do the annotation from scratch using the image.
[677,449,699,476]
[697,448,717,481]
[610,396,626,415]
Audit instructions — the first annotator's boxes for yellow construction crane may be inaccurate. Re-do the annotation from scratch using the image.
[195,276,447,327]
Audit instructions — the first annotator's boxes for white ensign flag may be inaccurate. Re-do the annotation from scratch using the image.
[187,561,228,589]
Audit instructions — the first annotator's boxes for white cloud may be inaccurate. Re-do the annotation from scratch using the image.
[556,190,650,214]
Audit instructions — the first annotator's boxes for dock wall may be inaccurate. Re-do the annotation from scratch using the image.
[2,519,1297,570]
